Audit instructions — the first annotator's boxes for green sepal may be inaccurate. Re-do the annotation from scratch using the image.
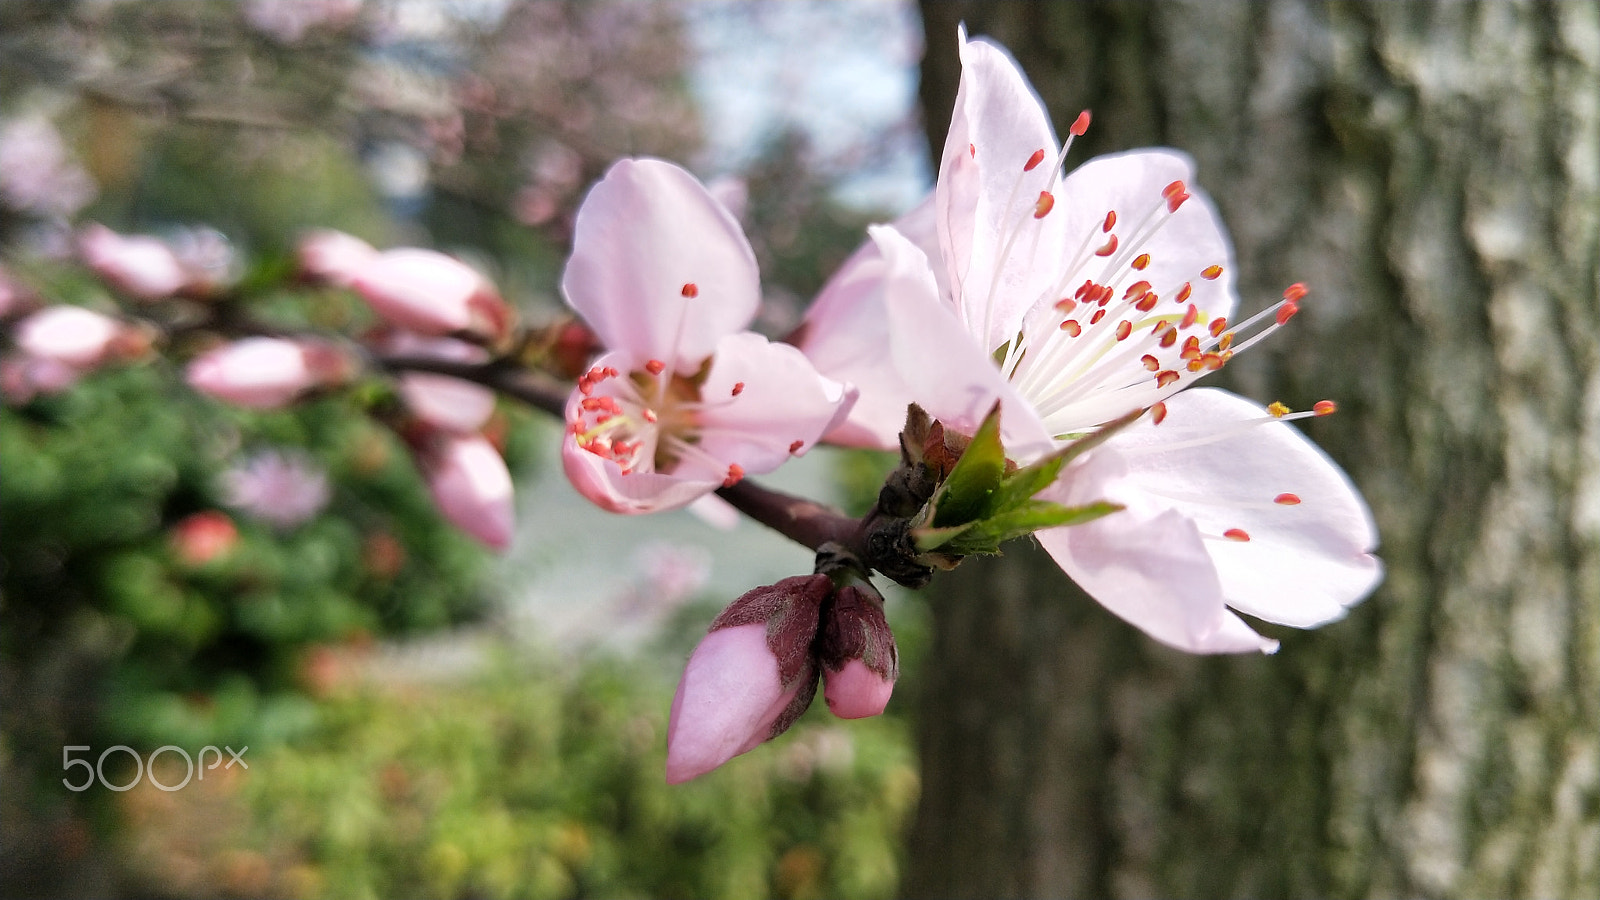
[914,499,1123,556]
[990,406,1145,512]
[927,402,1006,528]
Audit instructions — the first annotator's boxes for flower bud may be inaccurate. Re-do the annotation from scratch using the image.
[170,510,238,567]
[819,583,899,719]
[296,229,379,287]
[14,306,122,368]
[420,433,515,550]
[186,337,353,408]
[665,574,831,784]
[78,223,191,301]
[351,248,513,344]
[381,332,496,433]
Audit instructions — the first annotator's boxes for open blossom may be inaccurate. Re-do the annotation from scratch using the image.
[221,449,331,529]
[560,158,854,514]
[804,29,1381,653]
[186,336,353,408]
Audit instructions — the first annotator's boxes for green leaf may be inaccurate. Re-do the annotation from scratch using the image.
[928,403,1006,528]
[914,499,1123,555]
[990,407,1147,511]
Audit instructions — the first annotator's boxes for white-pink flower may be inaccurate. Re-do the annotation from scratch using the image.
[78,224,193,301]
[559,158,855,514]
[14,306,129,369]
[222,449,331,529]
[186,336,352,408]
[804,28,1382,653]
[297,229,379,288]
[421,433,515,550]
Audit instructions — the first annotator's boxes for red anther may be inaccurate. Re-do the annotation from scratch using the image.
[1223,528,1251,542]
[1202,351,1225,370]
[1123,280,1152,300]
[1074,280,1092,300]
[1141,354,1161,371]
[1274,493,1302,506]
[969,143,976,158]
[731,381,745,396]
[1201,264,1224,280]
[1070,110,1091,136]
[1162,180,1186,201]
[1187,358,1205,373]
[645,359,666,375]
[1102,210,1117,233]
[1115,320,1133,341]
[1097,284,1115,305]
[643,409,658,423]
[1095,234,1119,257]
[567,419,584,436]
[1283,282,1309,302]
[1156,370,1181,388]
[1150,401,1168,424]
[1025,148,1046,171]
[1209,316,1228,337]
[1089,308,1107,325]
[1175,282,1193,304]
[1152,319,1170,335]
[722,463,745,488]
[1060,320,1082,336]
[1276,303,1300,326]
[681,283,699,298]
[578,378,594,396]
[1218,331,1236,350]
[1159,328,1178,348]
[1055,297,1077,313]
[1313,399,1338,416]
[1134,292,1159,312]
[789,439,804,454]
[581,397,606,411]
[1181,335,1202,358]
[1132,253,1151,270]
[1181,304,1200,329]
[1166,190,1191,213]
[604,366,619,378]
[1034,191,1055,218]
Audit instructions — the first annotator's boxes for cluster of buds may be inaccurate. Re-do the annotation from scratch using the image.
[666,545,898,784]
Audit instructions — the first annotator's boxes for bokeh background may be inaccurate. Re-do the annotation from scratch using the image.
[3,2,1597,899]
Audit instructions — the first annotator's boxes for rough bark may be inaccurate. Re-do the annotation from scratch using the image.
[907,2,1600,898]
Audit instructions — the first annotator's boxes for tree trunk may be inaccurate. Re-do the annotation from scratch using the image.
[907,2,1600,897]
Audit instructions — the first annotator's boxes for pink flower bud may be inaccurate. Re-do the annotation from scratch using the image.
[78,223,191,301]
[170,510,238,567]
[351,248,512,344]
[421,434,514,550]
[14,306,122,368]
[296,229,379,287]
[186,337,351,408]
[666,575,830,783]
[819,583,898,719]
[381,332,495,433]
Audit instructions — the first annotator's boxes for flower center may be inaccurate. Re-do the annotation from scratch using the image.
[568,357,748,487]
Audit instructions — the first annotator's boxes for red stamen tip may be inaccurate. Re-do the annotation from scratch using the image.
[1150,401,1168,424]
[681,283,699,298]
[1201,264,1224,280]
[1223,528,1251,542]
[1166,190,1191,213]
[1034,190,1055,218]
[1276,303,1300,326]
[788,440,804,454]
[1313,399,1338,416]
[1274,493,1302,506]
[969,142,976,158]
[645,359,666,375]
[731,381,745,396]
[1102,210,1117,233]
[1175,282,1193,304]
[1209,316,1228,337]
[1162,180,1186,200]
[1054,297,1077,313]
[1059,320,1081,336]
[1089,308,1107,325]
[1024,148,1046,171]
[1141,354,1161,371]
[1132,253,1151,270]
[1070,110,1091,136]
[1094,234,1119,257]
[1115,320,1132,341]
[722,463,745,488]
[1156,370,1180,388]
[1283,282,1309,302]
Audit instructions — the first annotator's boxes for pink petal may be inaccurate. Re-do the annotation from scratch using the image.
[823,659,895,719]
[665,622,794,784]
[937,27,1067,352]
[297,229,378,287]
[1054,150,1238,323]
[186,337,333,409]
[873,225,1053,458]
[797,199,937,450]
[1036,450,1279,654]
[562,159,759,366]
[352,248,507,340]
[561,430,723,517]
[15,306,121,368]
[426,434,515,550]
[1102,387,1381,627]
[694,332,855,474]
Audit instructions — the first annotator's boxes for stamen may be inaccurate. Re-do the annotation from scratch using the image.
[1283,282,1308,302]
[722,463,744,488]
[1267,401,1290,418]
[645,359,666,376]
[1132,253,1151,270]
[1025,149,1046,171]
[1276,303,1299,325]
[1034,191,1055,218]
[1141,354,1160,371]
[681,283,698,298]
[730,381,745,396]
[1201,264,1223,280]
[1223,528,1251,542]
[1102,211,1116,233]
[1070,110,1091,136]
[1095,234,1119,256]
[1060,320,1082,336]
[1313,400,1338,416]
[1115,320,1132,341]
[1175,282,1193,304]
[1274,493,1302,505]
[1150,401,1168,424]
[789,440,804,454]
[1209,316,1228,337]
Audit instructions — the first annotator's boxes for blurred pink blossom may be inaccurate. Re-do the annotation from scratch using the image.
[78,224,193,301]
[0,116,96,219]
[421,433,515,550]
[222,449,331,529]
[186,337,353,408]
[244,0,363,43]
[351,248,513,345]
[381,331,496,434]
[297,229,379,287]
[14,306,128,369]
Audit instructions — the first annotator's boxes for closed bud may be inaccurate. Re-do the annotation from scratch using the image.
[78,223,191,301]
[15,306,124,368]
[666,574,831,784]
[419,433,515,550]
[819,583,899,719]
[297,229,379,287]
[186,337,352,408]
[351,248,513,345]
